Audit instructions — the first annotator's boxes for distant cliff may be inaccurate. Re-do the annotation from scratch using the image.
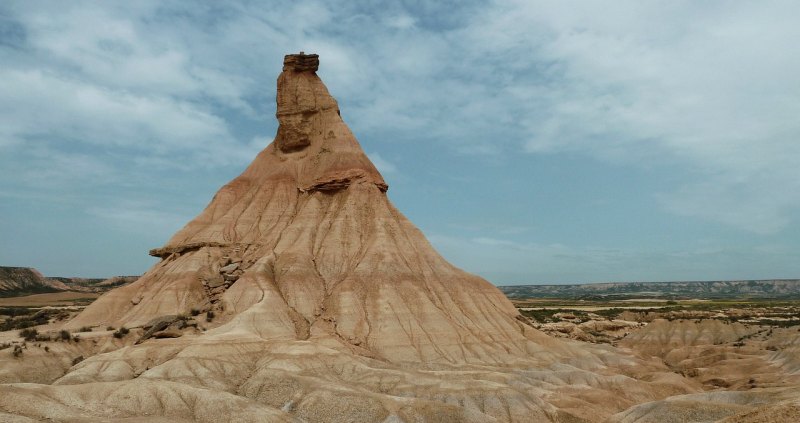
[0,266,137,297]
[500,279,800,300]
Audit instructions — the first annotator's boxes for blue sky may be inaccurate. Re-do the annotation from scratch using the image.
[1,1,799,284]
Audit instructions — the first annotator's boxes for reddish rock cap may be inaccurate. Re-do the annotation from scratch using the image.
[283,52,319,72]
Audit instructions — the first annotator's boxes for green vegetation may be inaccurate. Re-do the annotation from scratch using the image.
[515,297,800,327]
[519,308,590,323]
[0,307,69,331]
[19,328,38,341]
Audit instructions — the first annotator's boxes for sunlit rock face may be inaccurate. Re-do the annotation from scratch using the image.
[67,51,530,365]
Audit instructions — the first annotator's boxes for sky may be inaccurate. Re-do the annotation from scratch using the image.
[1,1,799,284]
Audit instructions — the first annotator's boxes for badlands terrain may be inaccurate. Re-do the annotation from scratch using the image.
[0,266,136,298]
[1,53,799,422]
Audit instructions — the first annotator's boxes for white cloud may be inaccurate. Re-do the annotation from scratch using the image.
[0,69,240,161]
[463,1,800,234]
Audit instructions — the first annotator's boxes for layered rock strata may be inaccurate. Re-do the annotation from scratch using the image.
[68,52,527,365]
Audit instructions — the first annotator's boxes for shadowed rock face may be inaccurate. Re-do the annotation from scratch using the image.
[68,52,528,365]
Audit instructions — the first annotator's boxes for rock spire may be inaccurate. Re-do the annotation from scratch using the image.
[70,53,529,365]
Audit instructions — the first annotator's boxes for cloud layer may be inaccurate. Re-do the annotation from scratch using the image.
[1,1,798,282]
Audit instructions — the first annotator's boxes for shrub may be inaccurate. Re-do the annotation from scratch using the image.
[77,326,93,333]
[112,327,130,339]
[106,326,115,331]
[19,328,38,341]
[190,308,201,316]
[12,345,23,357]
[206,310,215,322]
[59,330,71,341]
[0,308,61,331]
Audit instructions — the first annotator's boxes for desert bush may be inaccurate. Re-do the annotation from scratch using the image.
[19,328,38,341]
[59,329,71,341]
[190,308,201,316]
[2,308,67,331]
[12,345,23,357]
[77,326,93,332]
[106,326,115,331]
[112,327,130,339]
[0,307,34,317]
[206,310,215,322]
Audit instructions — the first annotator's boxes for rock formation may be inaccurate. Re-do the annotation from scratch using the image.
[67,52,532,365]
[1,53,732,422]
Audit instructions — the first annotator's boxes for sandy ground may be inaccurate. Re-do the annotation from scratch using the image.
[0,292,100,307]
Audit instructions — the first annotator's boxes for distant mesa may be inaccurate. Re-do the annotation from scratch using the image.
[0,266,137,298]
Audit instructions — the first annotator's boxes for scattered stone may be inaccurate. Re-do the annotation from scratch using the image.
[137,315,180,344]
[219,263,239,273]
[153,330,182,339]
[206,275,225,288]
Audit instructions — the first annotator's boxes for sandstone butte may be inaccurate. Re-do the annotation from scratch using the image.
[2,53,799,422]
